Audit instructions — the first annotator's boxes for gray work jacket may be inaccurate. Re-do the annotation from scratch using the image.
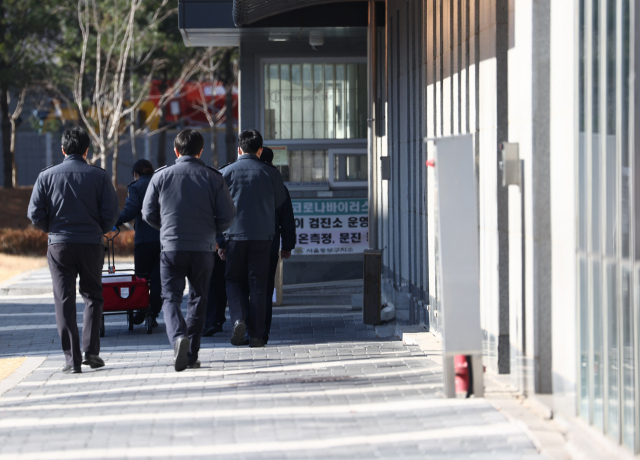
[27,154,120,245]
[142,155,236,252]
[221,154,286,241]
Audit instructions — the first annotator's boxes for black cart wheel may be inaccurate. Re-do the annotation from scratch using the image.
[127,312,134,331]
[145,315,153,334]
[99,315,105,337]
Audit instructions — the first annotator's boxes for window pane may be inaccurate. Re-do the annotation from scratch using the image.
[283,150,328,182]
[621,0,630,259]
[281,65,292,140]
[336,64,346,139]
[604,0,617,258]
[590,0,601,253]
[291,65,303,139]
[580,257,590,419]
[578,0,587,252]
[593,259,604,430]
[346,155,367,180]
[606,263,619,440]
[313,64,325,139]
[622,267,634,449]
[325,65,335,139]
[263,62,367,140]
[302,64,314,139]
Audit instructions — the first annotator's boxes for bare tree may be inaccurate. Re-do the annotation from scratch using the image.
[0,88,27,187]
[190,59,224,167]
[72,0,215,186]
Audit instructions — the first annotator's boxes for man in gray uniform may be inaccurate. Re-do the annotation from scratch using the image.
[142,129,236,372]
[27,127,119,374]
[219,129,286,348]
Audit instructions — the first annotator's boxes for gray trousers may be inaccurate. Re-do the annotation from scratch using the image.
[47,243,104,368]
[160,251,214,363]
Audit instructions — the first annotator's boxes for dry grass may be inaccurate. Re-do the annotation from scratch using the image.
[0,357,27,382]
[0,254,47,284]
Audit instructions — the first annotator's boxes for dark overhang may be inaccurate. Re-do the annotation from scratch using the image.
[233,0,369,27]
[179,1,373,47]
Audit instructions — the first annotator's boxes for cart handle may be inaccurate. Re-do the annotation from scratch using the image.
[103,227,121,274]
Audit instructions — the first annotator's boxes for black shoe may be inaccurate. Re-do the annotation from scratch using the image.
[250,338,265,348]
[202,323,224,337]
[82,353,105,369]
[61,365,82,374]
[230,320,248,346]
[151,317,159,328]
[132,311,146,325]
[187,360,201,369]
[173,336,190,372]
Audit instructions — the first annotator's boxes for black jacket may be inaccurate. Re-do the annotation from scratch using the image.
[27,154,119,245]
[142,155,236,252]
[221,154,286,241]
[271,187,296,253]
[116,174,160,245]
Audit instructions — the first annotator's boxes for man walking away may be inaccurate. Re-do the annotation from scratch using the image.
[259,147,296,344]
[219,130,286,348]
[27,127,119,374]
[142,129,236,372]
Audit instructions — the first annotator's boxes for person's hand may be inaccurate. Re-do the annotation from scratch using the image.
[218,248,226,260]
[281,250,291,259]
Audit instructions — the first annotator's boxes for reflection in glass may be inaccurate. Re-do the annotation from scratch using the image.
[333,155,368,182]
[578,0,587,252]
[606,263,619,440]
[591,0,600,254]
[580,258,590,419]
[593,260,604,430]
[346,155,367,180]
[277,150,328,183]
[604,0,617,258]
[263,62,367,140]
[621,0,630,259]
[622,268,634,448]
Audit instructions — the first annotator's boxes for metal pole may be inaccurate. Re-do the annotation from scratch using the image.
[368,1,378,250]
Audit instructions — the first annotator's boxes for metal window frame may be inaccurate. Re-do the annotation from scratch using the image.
[259,57,368,143]
[328,148,368,188]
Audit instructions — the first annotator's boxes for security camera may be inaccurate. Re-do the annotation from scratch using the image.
[309,31,324,50]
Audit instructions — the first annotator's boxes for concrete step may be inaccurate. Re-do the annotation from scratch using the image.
[282,293,354,306]
[283,279,363,295]
[282,279,363,306]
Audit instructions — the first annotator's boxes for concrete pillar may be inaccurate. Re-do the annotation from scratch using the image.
[508,0,552,395]
[549,0,577,415]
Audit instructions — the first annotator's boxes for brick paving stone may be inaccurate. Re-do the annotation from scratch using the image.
[0,267,545,459]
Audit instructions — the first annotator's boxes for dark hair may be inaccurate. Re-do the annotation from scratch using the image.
[132,159,154,177]
[260,146,274,164]
[61,127,91,156]
[238,129,263,155]
[174,129,204,156]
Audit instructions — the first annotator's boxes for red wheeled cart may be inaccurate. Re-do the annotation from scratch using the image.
[101,229,152,337]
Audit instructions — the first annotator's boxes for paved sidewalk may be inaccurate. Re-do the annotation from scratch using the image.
[0,267,543,459]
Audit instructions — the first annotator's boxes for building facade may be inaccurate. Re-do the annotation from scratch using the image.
[179,0,639,453]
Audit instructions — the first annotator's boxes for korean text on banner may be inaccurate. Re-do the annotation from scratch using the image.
[291,198,368,255]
